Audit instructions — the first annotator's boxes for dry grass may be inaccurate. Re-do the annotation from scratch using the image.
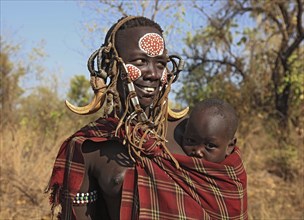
[239,118,304,219]
[0,117,303,219]
[0,127,66,220]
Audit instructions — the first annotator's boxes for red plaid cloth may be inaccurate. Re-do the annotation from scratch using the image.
[47,117,247,219]
[121,148,247,220]
[47,117,120,219]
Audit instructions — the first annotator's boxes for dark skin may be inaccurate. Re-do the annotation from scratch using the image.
[181,107,236,163]
[116,26,168,110]
[73,141,132,220]
[74,122,184,220]
[72,26,183,220]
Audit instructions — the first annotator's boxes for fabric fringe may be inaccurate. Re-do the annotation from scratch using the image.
[49,183,62,220]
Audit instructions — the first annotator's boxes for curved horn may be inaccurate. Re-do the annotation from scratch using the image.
[65,77,107,115]
[65,91,105,115]
[167,106,189,121]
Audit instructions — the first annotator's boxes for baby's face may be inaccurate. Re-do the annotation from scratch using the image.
[182,109,234,163]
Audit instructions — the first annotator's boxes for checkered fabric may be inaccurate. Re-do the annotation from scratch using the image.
[46,117,119,219]
[47,117,247,219]
[121,147,247,220]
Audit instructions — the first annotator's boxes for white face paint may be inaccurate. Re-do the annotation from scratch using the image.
[161,68,167,85]
[125,64,142,81]
[138,33,164,57]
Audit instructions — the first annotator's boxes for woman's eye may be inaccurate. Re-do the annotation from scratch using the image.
[158,61,166,67]
[156,61,166,69]
[133,59,146,65]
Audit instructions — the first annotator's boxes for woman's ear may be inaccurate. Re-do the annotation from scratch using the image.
[226,137,237,155]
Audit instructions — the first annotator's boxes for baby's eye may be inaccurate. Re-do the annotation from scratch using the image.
[205,143,217,150]
[184,137,196,145]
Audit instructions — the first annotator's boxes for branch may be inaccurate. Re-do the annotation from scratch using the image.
[116,2,128,16]
[278,2,290,30]
[296,0,304,36]
[193,1,239,29]
[278,2,290,41]
[187,61,203,73]
[241,5,285,36]
[199,58,246,78]
[101,1,128,16]
[151,0,159,21]
[192,3,213,21]
[283,0,304,59]
[236,2,303,59]
[283,34,304,61]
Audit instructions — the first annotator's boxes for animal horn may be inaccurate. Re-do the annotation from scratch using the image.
[65,76,107,115]
[167,106,189,121]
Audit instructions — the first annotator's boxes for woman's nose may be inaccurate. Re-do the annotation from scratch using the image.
[144,63,161,81]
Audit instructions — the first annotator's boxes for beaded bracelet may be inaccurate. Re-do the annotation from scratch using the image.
[73,190,98,205]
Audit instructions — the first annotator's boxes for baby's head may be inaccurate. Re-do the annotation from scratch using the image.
[182,98,238,163]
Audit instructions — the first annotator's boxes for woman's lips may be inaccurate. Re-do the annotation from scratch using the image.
[135,85,157,96]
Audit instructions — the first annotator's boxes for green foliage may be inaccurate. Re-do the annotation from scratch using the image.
[179,0,303,124]
[285,48,304,107]
[67,75,91,106]
[19,86,65,138]
[176,63,241,110]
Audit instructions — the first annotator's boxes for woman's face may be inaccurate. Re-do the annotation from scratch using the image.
[116,26,168,109]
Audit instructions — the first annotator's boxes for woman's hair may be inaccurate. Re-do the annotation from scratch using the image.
[104,16,163,44]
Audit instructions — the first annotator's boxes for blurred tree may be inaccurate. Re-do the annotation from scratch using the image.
[178,0,303,128]
[67,75,91,106]
[176,0,304,180]
[0,37,26,130]
[19,86,66,146]
[1,32,98,148]
[0,36,49,130]
[66,74,99,127]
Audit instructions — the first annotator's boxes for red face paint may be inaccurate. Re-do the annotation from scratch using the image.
[125,64,142,81]
[139,33,164,57]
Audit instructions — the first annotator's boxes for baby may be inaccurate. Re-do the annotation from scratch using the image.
[165,98,247,219]
[181,98,238,163]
